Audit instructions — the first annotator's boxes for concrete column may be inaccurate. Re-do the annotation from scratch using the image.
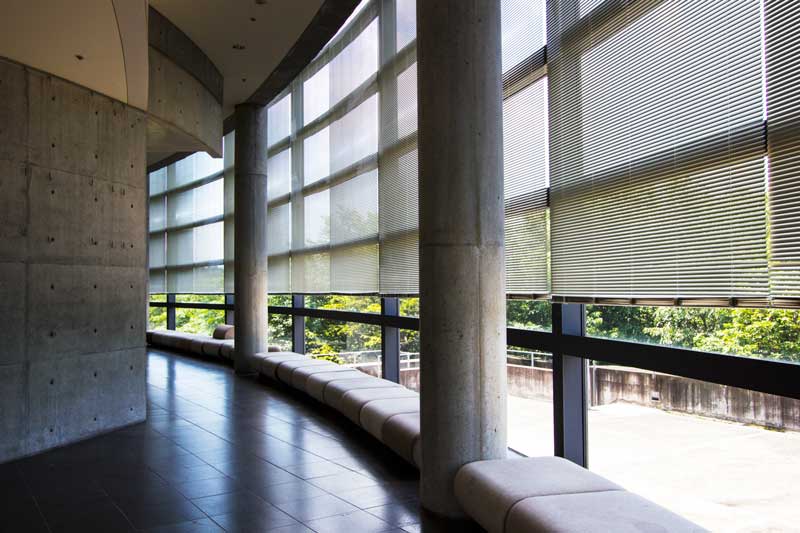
[234,103,269,374]
[418,0,507,518]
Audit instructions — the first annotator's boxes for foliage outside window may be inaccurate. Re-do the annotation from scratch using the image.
[507,299,551,331]
[400,297,419,317]
[268,294,292,351]
[176,308,224,336]
[176,294,224,304]
[303,295,381,368]
[587,306,800,363]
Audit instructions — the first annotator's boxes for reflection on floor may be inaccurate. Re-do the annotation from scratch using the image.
[508,395,800,532]
[1,349,424,532]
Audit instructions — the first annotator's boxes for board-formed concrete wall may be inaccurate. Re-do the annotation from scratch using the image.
[0,56,147,463]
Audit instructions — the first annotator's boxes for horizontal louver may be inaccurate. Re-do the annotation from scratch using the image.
[766,0,800,301]
[547,0,769,303]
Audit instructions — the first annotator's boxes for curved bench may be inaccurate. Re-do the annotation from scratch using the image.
[255,350,422,469]
[147,325,280,362]
[255,350,703,532]
[455,457,706,533]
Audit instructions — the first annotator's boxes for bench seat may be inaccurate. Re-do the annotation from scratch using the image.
[147,328,281,361]
[275,358,337,384]
[455,457,705,533]
[305,370,371,401]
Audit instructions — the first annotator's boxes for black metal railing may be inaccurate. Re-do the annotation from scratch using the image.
[149,295,800,468]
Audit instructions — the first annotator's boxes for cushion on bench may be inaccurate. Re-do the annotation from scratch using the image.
[259,353,307,379]
[338,387,419,423]
[219,340,235,360]
[275,358,336,384]
[188,338,205,355]
[360,397,420,439]
[505,490,706,533]
[455,457,621,533]
[306,371,372,402]
[213,324,235,339]
[174,333,201,352]
[323,378,402,411]
[201,339,225,357]
[382,412,421,466]
[291,365,355,392]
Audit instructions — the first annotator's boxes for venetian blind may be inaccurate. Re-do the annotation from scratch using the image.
[766,0,800,302]
[378,0,419,295]
[501,0,548,295]
[148,150,226,293]
[547,0,769,302]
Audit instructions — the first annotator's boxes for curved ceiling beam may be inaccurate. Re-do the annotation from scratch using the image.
[223,0,361,134]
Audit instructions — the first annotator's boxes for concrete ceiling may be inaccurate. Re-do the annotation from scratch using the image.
[0,0,148,110]
[149,0,324,117]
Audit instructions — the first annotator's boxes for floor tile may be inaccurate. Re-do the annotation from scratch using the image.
[305,510,393,533]
[174,475,240,499]
[121,499,205,530]
[209,505,298,532]
[275,493,359,522]
[2,349,432,533]
[365,501,421,527]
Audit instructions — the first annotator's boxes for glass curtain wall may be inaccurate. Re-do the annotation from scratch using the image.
[145,1,800,528]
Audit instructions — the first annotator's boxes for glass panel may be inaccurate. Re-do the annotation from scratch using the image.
[400,328,420,391]
[267,203,292,256]
[267,93,292,146]
[330,19,379,105]
[267,149,292,200]
[149,167,167,195]
[399,297,419,317]
[586,305,800,363]
[303,127,330,185]
[507,348,554,457]
[176,308,225,336]
[268,294,292,351]
[588,376,800,531]
[175,294,224,304]
[304,64,330,125]
[396,0,416,50]
[305,317,381,374]
[330,94,379,174]
[305,294,380,313]
[304,190,331,247]
[148,305,166,330]
[507,300,552,331]
[501,0,546,73]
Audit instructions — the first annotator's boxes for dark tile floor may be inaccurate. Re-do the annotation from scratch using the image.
[1,348,447,533]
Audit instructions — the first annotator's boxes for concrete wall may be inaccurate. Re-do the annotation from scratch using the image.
[591,365,800,432]
[392,364,800,431]
[0,56,147,463]
[147,47,222,157]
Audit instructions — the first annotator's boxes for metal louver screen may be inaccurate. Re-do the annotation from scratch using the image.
[766,0,800,302]
[148,150,226,294]
[547,0,769,303]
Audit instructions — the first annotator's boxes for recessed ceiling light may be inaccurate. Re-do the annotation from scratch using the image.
[250,17,257,22]
[241,78,247,83]
[75,54,84,61]
[233,43,246,50]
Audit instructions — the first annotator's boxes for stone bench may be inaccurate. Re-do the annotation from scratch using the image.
[255,350,422,469]
[454,457,706,533]
[147,325,279,362]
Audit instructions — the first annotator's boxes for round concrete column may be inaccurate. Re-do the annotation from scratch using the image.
[233,103,269,374]
[417,0,508,518]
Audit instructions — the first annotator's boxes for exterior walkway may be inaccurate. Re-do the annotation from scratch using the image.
[1,349,422,532]
[508,396,800,533]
